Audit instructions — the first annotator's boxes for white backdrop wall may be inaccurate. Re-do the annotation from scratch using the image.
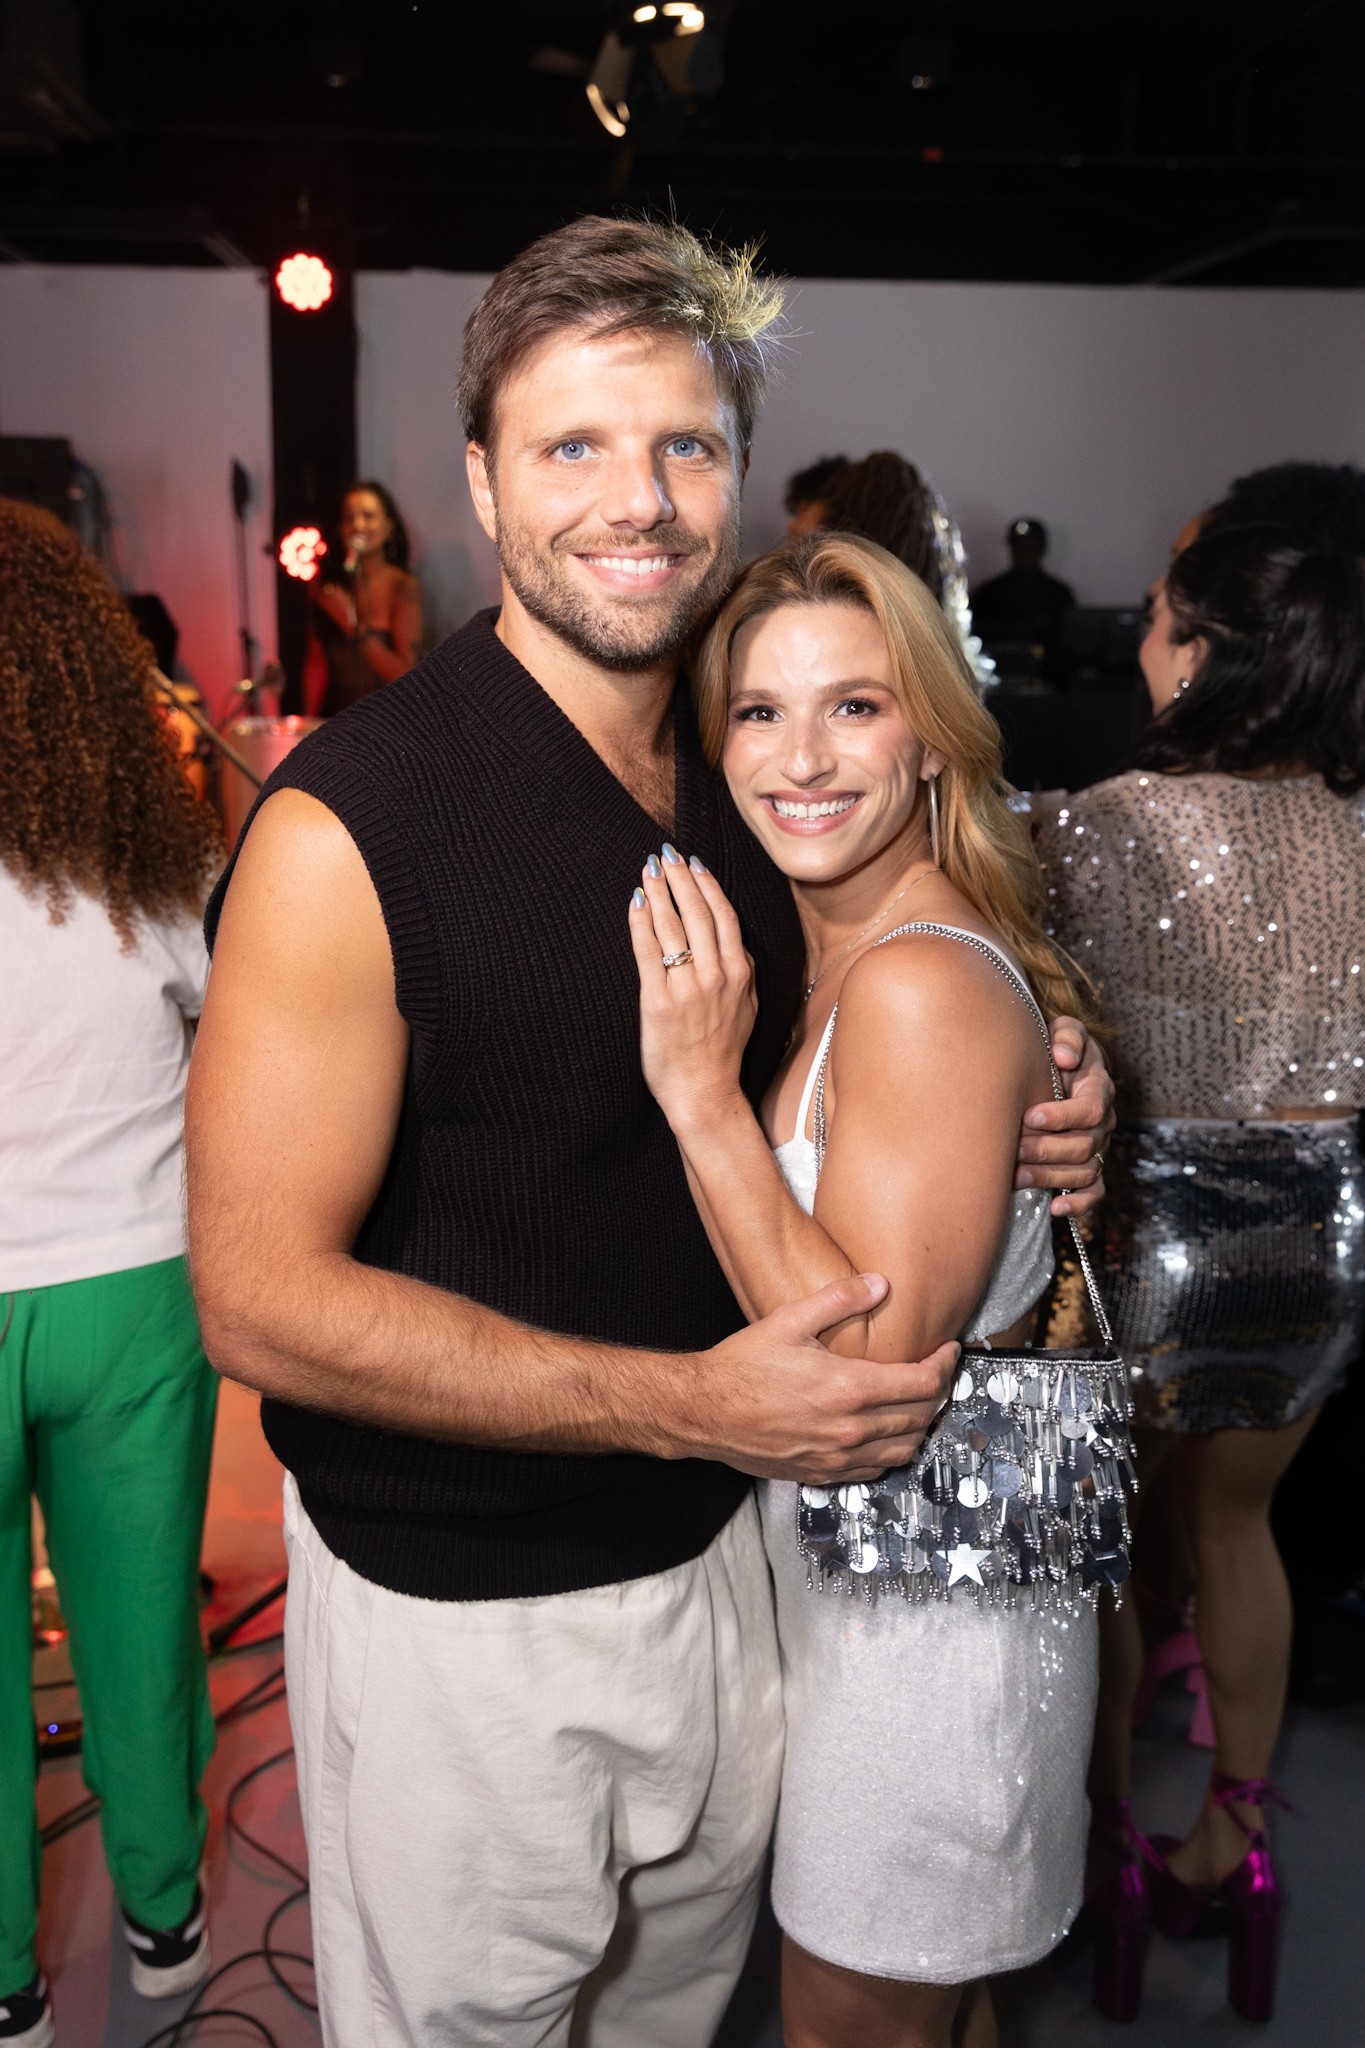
[0,266,274,717]
[357,270,1365,640]
[356,270,500,644]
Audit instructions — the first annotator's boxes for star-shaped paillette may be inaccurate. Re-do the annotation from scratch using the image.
[946,1542,990,1587]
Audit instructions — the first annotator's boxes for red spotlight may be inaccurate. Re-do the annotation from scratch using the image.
[278,526,327,581]
[275,252,334,312]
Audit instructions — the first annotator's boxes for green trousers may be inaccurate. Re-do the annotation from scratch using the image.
[0,1257,218,1992]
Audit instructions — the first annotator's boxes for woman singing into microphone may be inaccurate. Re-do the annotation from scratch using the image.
[303,480,423,716]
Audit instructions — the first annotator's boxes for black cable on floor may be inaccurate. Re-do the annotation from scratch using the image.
[38,1664,286,1847]
[35,1582,320,2043]
[223,1750,315,2016]
[136,2005,281,2048]
[127,1739,318,2043]
[260,1889,314,2015]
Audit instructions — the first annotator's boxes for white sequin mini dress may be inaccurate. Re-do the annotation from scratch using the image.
[762,927,1098,1982]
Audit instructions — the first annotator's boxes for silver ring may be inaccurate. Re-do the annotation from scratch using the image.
[662,949,694,970]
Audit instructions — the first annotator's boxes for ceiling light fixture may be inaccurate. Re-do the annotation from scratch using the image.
[585,79,629,136]
[586,4,710,135]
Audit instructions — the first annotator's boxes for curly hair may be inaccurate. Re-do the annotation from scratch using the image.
[0,497,223,945]
[822,452,944,601]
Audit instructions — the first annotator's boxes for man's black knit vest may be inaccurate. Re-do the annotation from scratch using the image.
[206,611,804,1600]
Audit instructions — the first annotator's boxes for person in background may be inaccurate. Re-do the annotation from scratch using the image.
[783,454,849,537]
[1037,522,1365,2026]
[822,450,996,691]
[970,517,1075,666]
[303,479,423,717]
[0,500,224,2046]
[822,449,944,597]
[1200,459,1365,558]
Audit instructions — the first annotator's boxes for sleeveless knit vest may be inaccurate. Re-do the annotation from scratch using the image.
[205,611,804,1599]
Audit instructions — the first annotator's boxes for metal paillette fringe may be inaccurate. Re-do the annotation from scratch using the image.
[797,1349,1137,1608]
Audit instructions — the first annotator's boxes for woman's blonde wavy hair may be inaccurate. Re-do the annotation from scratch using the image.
[693,531,1095,1027]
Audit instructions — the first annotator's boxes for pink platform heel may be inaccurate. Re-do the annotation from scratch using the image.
[1150,1771,1290,2023]
[1090,1798,1160,2023]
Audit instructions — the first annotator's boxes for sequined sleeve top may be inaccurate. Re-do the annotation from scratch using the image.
[1035,771,1365,1119]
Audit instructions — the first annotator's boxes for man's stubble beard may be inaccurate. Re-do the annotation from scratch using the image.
[494,506,742,673]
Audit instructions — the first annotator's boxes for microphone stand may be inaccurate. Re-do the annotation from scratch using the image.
[230,459,259,683]
[153,676,264,790]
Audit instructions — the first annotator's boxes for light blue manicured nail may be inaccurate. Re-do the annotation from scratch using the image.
[662,842,683,865]
[631,888,646,910]
[689,855,708,875]
[645,855,662,879]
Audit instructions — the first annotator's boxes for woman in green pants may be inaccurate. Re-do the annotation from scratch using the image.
[0,500,225,2045]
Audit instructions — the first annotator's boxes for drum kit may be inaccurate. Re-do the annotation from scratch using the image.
[154,668,321,838]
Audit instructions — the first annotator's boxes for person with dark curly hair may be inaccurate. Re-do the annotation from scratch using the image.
[303,478,424,716]
[821,448,945,598]
[782,453,849,537]
[0,499,224,2045]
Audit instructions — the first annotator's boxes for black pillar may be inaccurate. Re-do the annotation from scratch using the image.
[269,256,357,710]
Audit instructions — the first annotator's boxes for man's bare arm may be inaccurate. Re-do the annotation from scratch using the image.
[186,791,959,1484]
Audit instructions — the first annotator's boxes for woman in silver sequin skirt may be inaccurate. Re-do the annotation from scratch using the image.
[631,534,1117,2048]
[1038,521,1365,2020]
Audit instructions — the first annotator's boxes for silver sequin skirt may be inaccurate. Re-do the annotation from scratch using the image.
[1101,1116,1365,1433]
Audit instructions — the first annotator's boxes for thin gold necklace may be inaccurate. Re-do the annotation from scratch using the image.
[802,862,938,1001]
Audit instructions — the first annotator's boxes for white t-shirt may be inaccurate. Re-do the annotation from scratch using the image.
[1,866,210,1290]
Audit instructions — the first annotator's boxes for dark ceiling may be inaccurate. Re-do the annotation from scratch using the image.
[3,0,1364,285]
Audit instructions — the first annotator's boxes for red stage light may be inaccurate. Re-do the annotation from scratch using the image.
[278,526,328,581]
[275,252,334,312]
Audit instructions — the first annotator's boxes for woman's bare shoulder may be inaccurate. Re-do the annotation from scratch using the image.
[837,924,1035,1046]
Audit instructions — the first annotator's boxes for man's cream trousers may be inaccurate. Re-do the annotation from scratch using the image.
[282,1477,783,2046]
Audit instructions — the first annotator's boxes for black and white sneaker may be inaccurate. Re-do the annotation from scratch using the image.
[0,1973,53,2048]
[122,1885,211,1999]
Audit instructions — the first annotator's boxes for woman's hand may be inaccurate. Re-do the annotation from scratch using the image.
[314,582,358,634]
[628,846,758,1133]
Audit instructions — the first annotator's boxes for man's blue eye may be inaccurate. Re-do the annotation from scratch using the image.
[668,437,702,458]
[558,441,587,461]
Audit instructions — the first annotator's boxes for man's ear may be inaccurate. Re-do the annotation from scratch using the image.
[741,446,751,480]
[466,443,498,544]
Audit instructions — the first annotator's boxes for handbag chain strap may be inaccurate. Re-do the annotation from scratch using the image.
[811,920,1115,1349]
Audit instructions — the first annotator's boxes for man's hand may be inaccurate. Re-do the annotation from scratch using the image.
[1015,1016,1116,1218]
[679,1272,961,1484]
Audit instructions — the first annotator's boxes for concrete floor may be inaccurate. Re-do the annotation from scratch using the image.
[716,1686,1365,2048]
[34,1380,315,2048]
[32,1381,1365,2047]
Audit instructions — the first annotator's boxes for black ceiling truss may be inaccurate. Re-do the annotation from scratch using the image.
[0,0,1361,285]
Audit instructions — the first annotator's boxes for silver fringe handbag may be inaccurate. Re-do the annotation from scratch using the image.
[797,922,1137,1609]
